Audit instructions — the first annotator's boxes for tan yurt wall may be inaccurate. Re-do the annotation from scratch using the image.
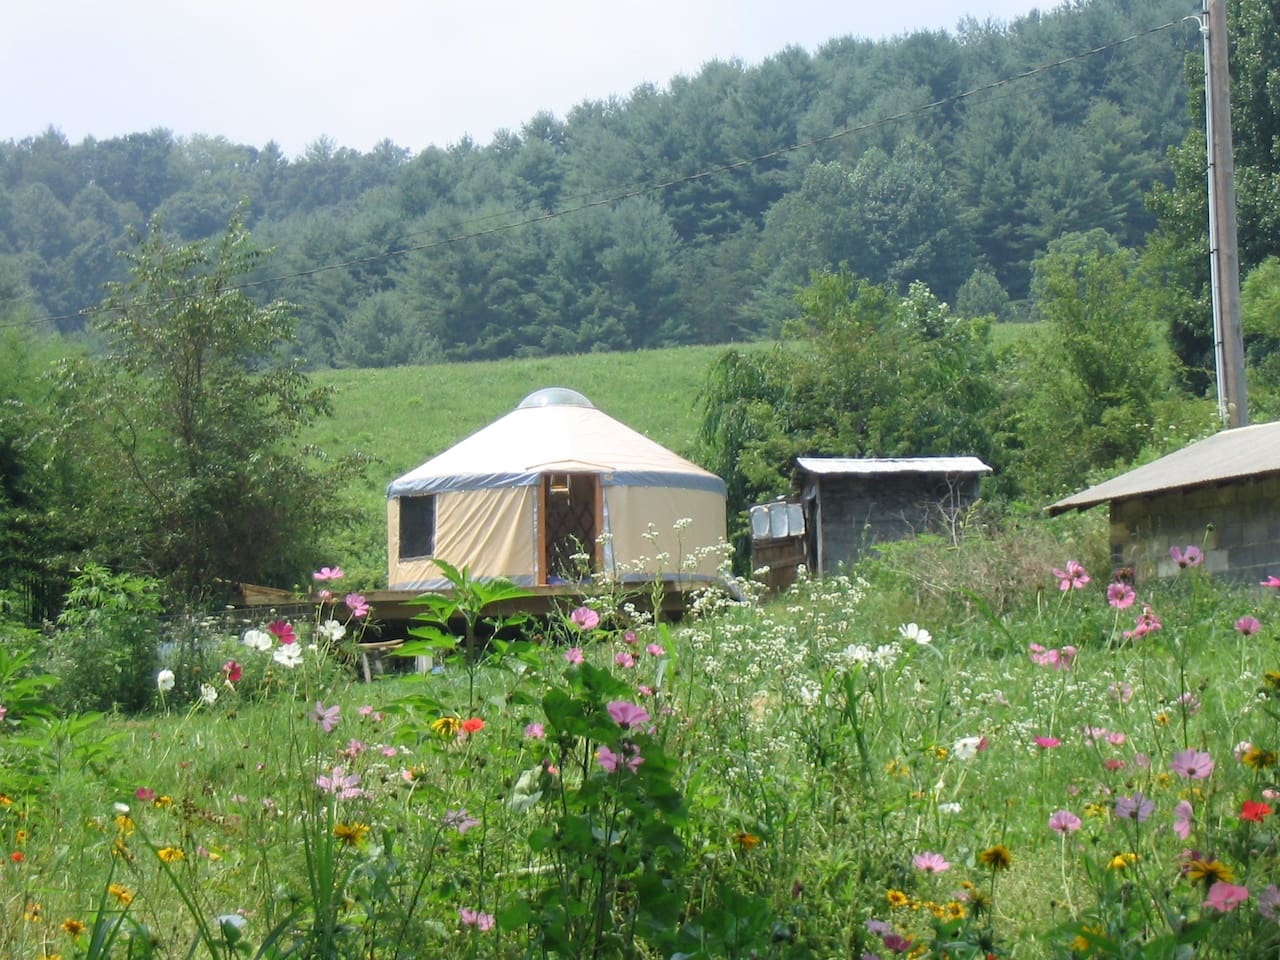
[603,485,728,581]
[388,485,537,590]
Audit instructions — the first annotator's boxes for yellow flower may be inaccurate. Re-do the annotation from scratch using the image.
[61,918,86,937]
[1083,802,1109,819]
[933,746,949,760]
[154,795,173,808]
[1071,924,1105,953]
[1155,712,1169,727]
[1244,746,1278,769]
[107,883,134,906]
[114,815,134,835]
[978,844,1013,871]
[156,846,185,863]
[1107,852,1138,870]
[1263,670,1280,690]
[431,716,462,737]
[887,889,911,908]
[1185,858,1234,884]
[111,838,134,861]
[25,901,41,922]
[334,822,370,847]
[15,829,28,843]
[944,901,966,921]
[885,759,910,777]
[733,832,761,851]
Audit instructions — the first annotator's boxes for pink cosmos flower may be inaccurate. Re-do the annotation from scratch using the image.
[1114,792,1154,821]
[1107,583,1137,609]
[1103,758,1126,772]
[136,787,156,802]
[267,620,297,644]
[607,700,651,729]
[442,808,481,834]
[1123,605,1162,640]
[313,566,345,581]
[1173,800,1193,840]
[317,589,332,601]
[614,652,636,669]
[458,908,495,931]
[344,593,369,618]
[1170,748,1215,780]
[1034,736,1061,749]
[1109,682,1134,704]
[563,647,584,665]
[621,631,638,645]
[1052,561,1090,591]
[1204,881,1250,912]
[524,722,545,740]
[1169,545,1203,568]
[315,766,364,800]
[645,643,665,657]
[1257,884,1280,922]
[912,851,951,873]
[1235,616,1262,636]
[1048,810,1082,834]
[313,701,341,733]
[1263,575,1280,588]
[569,606,600,630]
[1106,731,1127,746]
[222,660,242,682]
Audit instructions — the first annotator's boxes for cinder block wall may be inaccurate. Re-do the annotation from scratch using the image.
[1110,476,1280,584]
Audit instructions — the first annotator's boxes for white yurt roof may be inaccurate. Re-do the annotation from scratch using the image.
[388,388,726,498]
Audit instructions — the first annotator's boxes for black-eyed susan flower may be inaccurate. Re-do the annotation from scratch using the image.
[334,821,370,846]
[978,844,1012,871]
[1185,858,1234,885]
[733,832,761,851]
[887,889,910,908]
[60,918,86,937]
[431,716,462,737]
[156,846,185,863]
[107,883,133,906]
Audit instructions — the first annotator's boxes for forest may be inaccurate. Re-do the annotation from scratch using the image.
[2,0,1199,366]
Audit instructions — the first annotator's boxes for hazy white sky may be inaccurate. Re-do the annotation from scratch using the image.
[5,0,1048,159]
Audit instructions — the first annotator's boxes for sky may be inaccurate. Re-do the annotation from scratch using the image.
[5,0,1048,160]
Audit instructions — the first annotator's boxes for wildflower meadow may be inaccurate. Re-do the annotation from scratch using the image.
[3,524,1280,959]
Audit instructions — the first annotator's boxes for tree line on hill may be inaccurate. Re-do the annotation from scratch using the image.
[1,0,1194,367]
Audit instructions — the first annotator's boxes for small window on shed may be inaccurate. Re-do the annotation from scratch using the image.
[399,496,436,560]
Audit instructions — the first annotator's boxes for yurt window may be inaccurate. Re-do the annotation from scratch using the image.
[399,495,436,559]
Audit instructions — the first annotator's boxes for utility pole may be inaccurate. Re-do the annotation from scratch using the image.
[1203,0,1248,427]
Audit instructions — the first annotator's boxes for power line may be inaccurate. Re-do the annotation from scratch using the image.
[3,15,1190,333]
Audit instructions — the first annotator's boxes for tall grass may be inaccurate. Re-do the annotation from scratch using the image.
[5,520,1280,958]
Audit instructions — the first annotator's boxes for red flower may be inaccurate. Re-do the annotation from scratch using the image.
[9,851,24,863]
[1241,800,1272,822]
[222,660,242,683]
[460,717,485,735]
[267,620,296,644]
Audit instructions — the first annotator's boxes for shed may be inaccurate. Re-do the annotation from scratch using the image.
[795,456,992,573]
[386,388,728,592]
[1047,421,1280,584]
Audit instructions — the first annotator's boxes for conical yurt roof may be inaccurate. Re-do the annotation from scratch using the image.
[387,388,726,498]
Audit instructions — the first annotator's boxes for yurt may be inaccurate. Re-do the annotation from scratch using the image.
[386,388,728,592]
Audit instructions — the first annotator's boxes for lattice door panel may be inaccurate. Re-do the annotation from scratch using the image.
[545,474,598,581]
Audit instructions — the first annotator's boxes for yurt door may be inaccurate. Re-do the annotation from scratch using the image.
[542,473,600,583]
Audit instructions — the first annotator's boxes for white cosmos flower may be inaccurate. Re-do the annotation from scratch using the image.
[952,736,983,761]
[156,669,176,692]
[316,619,346,643]
[273,644,303,669]
[243,629,272,652]
[899,622,933,645]
[200,683,218,705]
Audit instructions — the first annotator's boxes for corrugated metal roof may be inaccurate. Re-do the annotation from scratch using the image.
[1047,420,1280,515]
[796,456,992,477]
